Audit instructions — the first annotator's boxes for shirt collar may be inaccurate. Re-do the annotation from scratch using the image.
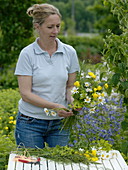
[33,37,65,55]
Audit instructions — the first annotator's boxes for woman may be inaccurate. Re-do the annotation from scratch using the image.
[14,3,80,148]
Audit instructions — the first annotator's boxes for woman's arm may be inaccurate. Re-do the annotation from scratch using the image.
[17,75,73,117]
[17,75,59,109]
[66,72,77,104]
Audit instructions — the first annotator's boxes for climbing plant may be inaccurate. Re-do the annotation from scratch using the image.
[103,0,128,155]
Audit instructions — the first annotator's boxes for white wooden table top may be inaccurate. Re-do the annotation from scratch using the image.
[7,150,128,170]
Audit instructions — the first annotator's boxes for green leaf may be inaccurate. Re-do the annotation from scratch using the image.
[121,142,128,155]
[125,89,128,98]
[111,73,121,86]
[118,63,126,72]
[121,81,128,90]
[121,121,128,130]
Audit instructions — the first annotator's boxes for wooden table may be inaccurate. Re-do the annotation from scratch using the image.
[7,150,128,170]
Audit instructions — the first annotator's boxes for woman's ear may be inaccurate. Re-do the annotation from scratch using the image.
[33,23,40,30]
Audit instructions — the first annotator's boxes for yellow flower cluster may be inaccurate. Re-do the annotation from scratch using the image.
[9,116,16,124]
[88,72,96,79]
[84,150,98,162]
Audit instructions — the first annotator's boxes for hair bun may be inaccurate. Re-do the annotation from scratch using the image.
[26,4,40,17]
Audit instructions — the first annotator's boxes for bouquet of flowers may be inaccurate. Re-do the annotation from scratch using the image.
[61,70,109,130]
[44,70,109,130]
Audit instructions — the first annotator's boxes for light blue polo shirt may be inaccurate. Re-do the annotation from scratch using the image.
[15,38,80,120]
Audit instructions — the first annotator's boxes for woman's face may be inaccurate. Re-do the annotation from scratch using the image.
[37,14,61,41]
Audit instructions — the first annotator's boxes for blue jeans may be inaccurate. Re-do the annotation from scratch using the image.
[15,112,69,148]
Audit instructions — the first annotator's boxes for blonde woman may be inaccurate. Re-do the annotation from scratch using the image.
[14,3,80,148]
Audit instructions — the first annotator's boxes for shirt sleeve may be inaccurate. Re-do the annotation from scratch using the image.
[68,48,80,73]
[14,50,33,76]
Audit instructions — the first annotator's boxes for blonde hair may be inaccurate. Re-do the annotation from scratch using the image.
[27,3,61,25]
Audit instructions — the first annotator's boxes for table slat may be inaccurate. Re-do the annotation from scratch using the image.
[56,162,64,170]
[15,161,24,170]
[63,163,73,170]
[24,163,33,170]
[40,158,47,170]
[115,150,128,170]
[72,163,81,170]
[47,160,56,170]
[80,163,99,170]
[7,153,16,170]
[101,159,114,170]
[110,158,124,170]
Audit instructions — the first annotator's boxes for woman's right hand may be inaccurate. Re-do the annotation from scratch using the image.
[55,104,74,118]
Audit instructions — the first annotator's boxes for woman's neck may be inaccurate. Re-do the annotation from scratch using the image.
[38,38,57,56]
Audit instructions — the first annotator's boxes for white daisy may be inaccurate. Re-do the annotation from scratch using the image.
[98,96,106,104]
[44,108,50,116]
[89,107,96,113]
[71,87,79,94]
[84,82,90,87]
[84,97,91,103]
[50,111,57,116]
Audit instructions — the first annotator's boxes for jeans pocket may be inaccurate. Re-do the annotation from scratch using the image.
[17,112,35,124]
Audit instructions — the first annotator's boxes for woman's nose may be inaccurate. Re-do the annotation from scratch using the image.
[53,27,59,34]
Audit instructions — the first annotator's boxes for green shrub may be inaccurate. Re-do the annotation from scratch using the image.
[0,88,20,169]
[0,63,18,89]
[59,35,104,63]
[0,88,20,136]
[0,135,16,170]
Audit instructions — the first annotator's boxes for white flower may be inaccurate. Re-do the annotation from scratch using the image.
[79,148,84,152]
[50,111,57,116]
[84,97,91,103]
[98,96,106,104]
[102,77,108,81]
[84,82,90,87]
[86,88,93,92]
[44,108,50,116]
[71,87,79,94]
[89,107,96,113]
[86,75,91,78]
[81,72,85,78]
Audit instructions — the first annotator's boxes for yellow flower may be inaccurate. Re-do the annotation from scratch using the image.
[94,88,97,92]
[97,86,102,91]
[13,120,16,125]
[5,127,9,130]
[0,117,2,120]
[84,153,90,158]
[92,93,99,99]
[101,92,105,97]
[9,116,14,120]
[92,150,97,156]
[104,83,108,88]
[13,111,16,114]
[91,157,98,162]
[9,121,13,124]
[74,81,80,87]
[88,72,96,79]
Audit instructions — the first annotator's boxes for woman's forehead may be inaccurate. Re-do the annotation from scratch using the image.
[44,14,61,24]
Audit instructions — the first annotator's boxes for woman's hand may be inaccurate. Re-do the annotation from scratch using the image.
[55,104,74,118]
